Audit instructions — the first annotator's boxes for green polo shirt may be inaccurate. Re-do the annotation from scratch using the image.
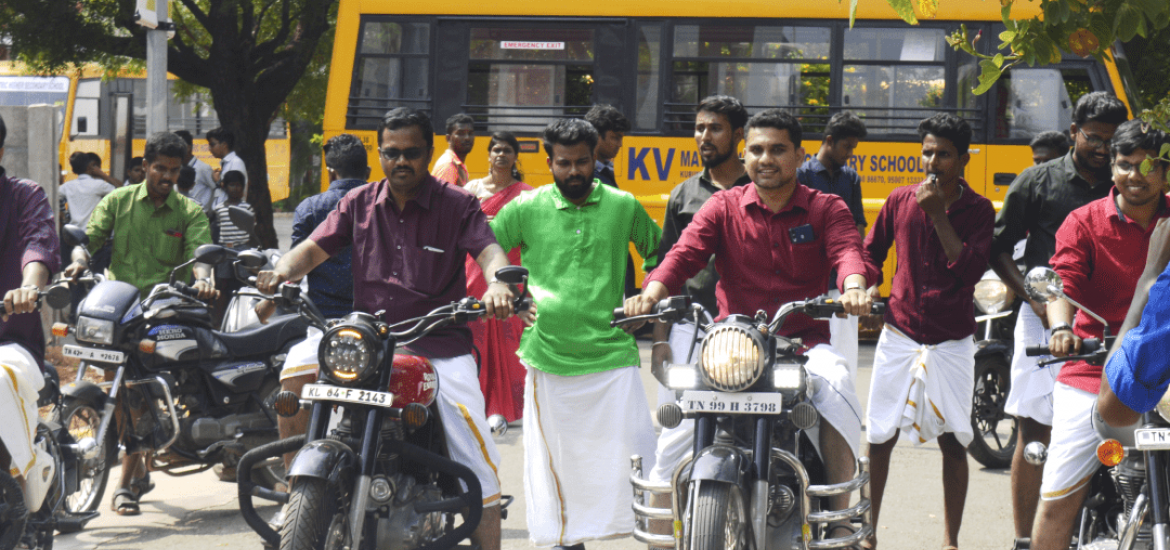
[85,183,211,297]
[490,181,662,376]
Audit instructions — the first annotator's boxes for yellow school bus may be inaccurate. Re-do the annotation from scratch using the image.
[320,0,1136,287]
[0,62,292,201]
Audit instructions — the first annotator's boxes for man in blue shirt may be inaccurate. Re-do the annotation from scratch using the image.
[798,111,869,379]
[1099,217,1170,426]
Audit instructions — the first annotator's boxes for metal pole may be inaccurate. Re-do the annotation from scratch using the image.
[145,1,169,135]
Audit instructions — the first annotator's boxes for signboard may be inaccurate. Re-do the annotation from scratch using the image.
[0,77,70,94]
[501,41,565,50]
[136,0,167,28]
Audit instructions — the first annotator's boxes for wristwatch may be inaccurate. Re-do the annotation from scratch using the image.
[843,283,865,292]
[1049,323,1073,336]
[196,277,213,286]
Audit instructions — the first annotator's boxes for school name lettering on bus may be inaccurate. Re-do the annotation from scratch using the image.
[629,147,927,183]
[500,41,565,50]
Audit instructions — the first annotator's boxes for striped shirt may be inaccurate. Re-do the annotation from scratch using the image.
[215,201,253,247]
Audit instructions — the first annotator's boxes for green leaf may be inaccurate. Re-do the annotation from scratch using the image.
[974,59,1003,95]
[1115,4,1142,42]
[1002,3,1012,25]
[1141,158,1154,176]
[1138,13,1149,38]
[999,30,1016,43]
[1160,143,1170,159]
[887,0,919,25]
[849,0,859,28]
[993,53,1005,68]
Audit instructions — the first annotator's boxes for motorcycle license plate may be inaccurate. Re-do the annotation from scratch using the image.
[679,391,783,415]
[1135,428,1170,450]
[302,383,395,408]
[62,344,125,364]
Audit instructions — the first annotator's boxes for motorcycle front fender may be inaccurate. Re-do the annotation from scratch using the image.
[974,339,1010,359]
[287,438,356,483]
[61,380,108,408]
[689,445,748,486]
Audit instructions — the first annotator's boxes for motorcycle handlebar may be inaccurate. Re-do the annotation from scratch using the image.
[171,281,201,299]
[1026,338,1101,357]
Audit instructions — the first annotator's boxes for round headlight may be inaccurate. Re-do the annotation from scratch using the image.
[700,325,765,392]
[974,279,1013,314]
[319,326,379,385]
[1156,386,1170,424]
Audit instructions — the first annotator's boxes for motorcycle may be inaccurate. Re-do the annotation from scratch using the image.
[237,266,532,550]
[1019,267,1158,550]
[52,225,310,515]
[0,283,98,548]
[969,266,1024,469]
[620,295,882,550]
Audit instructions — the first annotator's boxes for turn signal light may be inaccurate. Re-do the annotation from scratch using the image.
[51,323,69,337]
[402,403,429,429]
[138,340,156,354]
[1097,439,1125,466]
[273,391,302,417]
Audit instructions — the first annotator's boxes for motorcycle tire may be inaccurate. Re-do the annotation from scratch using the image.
[691,482,746,550]
[279,477,346,550]
[968,355,1018,469]
[247,380,289,491]
[0,471,29,550]
[54,397,117,516]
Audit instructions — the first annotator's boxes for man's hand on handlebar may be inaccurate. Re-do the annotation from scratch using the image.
[839,287,872,317]
[193,278,218,301]
[1049,328,1082,357]
[482,281,516,321]
[2,286,39,321]
[63,260,88,282]
[622,281,669,333]
[256,268,289,295]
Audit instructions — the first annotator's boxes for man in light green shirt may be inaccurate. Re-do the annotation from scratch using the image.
[490,118,661,549]
[64,131,215,516]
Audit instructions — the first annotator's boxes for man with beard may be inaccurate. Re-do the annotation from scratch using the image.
[629,109,874,543]
[433,113,476,187]
[64,132,216,515]
[798,111,869,379]
[646,95,751,492]
[1029,119,1170,550]
[988,92,1128,550]
[257,108,514,550]
[489,118,662,550]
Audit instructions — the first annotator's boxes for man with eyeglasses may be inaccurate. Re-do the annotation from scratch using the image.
[987,91,1129,550]
[1028,118,1170,550]
[257,108,517,550]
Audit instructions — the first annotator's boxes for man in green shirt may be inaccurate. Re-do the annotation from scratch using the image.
[64,131,215,515]
[490,118,661,550]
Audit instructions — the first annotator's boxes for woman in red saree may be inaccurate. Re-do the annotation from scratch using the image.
[465,132,532,422]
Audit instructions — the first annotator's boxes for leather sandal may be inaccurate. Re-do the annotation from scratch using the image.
[827,522,862,550]
[111,488,140,516]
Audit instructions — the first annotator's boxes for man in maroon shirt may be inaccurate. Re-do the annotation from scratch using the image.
[257,108,516,550]
[862,113,995,550]
[627,109,874,531]
[1030,119,1170,550]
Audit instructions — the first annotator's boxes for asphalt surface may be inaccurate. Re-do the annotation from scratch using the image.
[53,214,1016,549]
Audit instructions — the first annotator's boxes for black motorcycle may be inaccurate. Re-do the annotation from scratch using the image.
[237,266,531,550]
[55,226,309,515]
[619,295,881,550]
[0,283,98,548]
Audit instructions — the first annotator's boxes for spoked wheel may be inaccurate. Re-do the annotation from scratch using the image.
[968,355,1017,469]
[691,482,746,550]
[0,471,29,550]
[54,398,116,516]
[279,477,347,550]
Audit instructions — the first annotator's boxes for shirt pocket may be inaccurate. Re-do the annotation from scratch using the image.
[158,230,186,266]
[405,240,456,297]
[787,241,824,283]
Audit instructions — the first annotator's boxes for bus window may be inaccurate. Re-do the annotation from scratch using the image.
[667,25,830,133]
[72,79,101,137]
[634,24,662,132]
[347,19,432,129]
[466,27,594,133]
[841,27,947,136]
[992,67,1095,142]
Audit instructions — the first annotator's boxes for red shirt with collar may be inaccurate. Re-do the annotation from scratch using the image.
[863,178,995,344]
[1052,189,1170,394]
[646,182,872,348]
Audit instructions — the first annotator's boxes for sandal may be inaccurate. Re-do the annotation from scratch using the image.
[129,474,155,499]
[826,521,862,550]
[111,488,140,516]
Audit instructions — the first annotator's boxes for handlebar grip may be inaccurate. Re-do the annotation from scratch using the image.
[1081,338,1101,354]
[173,281,201,298]
[1025,345,1050,357]
[871,302,886,315]
[515,297,532,313]
[611,307,628,327]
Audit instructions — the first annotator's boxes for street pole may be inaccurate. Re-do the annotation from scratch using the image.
[144,0,169,135]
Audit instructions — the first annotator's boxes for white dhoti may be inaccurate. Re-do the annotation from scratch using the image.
[866,326,976,447]
[524,366,656,547]
[0,343,45,479]
[1004,305,1058,425]
[1040,383,1101,500]
[280,326,322,381]
[649,322,705,484]
[827,289,860,381]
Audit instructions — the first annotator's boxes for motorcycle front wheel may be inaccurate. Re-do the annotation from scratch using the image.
[691,482,746,550]
[54,396,117,516]
[968,355,1018,469]
[279,477,348,550]
[0,471,29,550]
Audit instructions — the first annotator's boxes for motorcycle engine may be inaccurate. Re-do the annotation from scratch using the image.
[1113,456,1151,546]
[372,473,448,550]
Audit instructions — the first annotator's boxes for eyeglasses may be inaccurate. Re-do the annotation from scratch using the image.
[1078,129,1112,151]
[379,147,426,161]
[1114,159,1164,177]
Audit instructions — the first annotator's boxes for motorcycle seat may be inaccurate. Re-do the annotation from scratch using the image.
[214,314,309,359]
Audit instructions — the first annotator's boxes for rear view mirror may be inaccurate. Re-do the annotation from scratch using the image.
[62,224,89,248]
[1024,267,1064,302]
[237,250,268,269]
[194,244,232,265]
[228,206,256,236]
[493,266,528,285]
[44,285,73,310]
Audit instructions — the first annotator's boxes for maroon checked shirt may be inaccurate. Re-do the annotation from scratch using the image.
[309,176,498,358]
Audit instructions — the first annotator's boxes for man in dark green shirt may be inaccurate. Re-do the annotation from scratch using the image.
[64,131,215,516]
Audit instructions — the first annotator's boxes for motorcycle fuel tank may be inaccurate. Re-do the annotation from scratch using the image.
[388,355,438,408]
[140,324,229,367]
[209,360,270,393]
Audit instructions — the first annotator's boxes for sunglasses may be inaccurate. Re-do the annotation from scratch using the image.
[379,147,427,161]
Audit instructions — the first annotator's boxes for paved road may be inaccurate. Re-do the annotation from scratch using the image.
[55,340,1014,550]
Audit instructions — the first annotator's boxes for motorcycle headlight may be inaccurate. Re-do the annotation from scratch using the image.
[974,279,1013,314]
[773,364,806,391]
[666,365,698,390]
[76,317,115,345]
[700,325,765,392]
[1156,386,1170,424]
[318,325,380,385]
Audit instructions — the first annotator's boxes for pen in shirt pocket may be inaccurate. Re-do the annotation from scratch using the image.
[165,229,184,238]
[422,245,444,253]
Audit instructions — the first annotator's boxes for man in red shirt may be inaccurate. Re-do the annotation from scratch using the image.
[862,113,995,549]
[1030,119,1170,550]
[627,109,874,530]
